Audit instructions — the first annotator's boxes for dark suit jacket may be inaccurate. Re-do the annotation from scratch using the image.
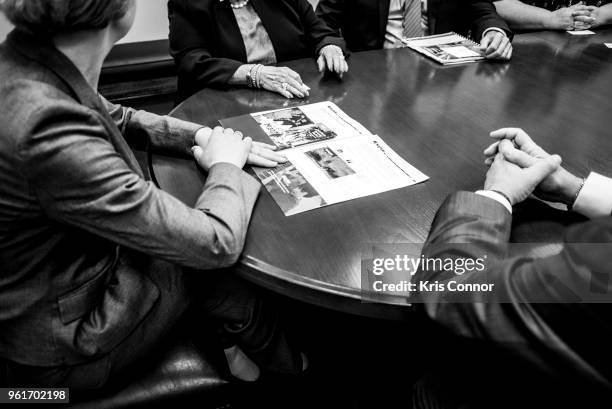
[414,192,612,391]
[168,0,347,102]
[316,0,513,52]
[0,30,260,367]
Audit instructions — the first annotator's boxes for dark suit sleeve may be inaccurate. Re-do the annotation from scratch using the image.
[413,191,609,384]
[468,0,513,41]
[168,0,243,88]
[315,0,346,36]
[295,0,348,56]
[20,100,261,271]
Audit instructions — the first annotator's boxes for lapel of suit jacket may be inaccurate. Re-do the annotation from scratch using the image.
[250,0,286,61]
[215,0,249,62]
[6,30,144,178]
[378,0,392,44]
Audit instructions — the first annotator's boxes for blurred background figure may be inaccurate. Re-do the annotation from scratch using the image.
[316,0,514,60]
[494,0,612,31]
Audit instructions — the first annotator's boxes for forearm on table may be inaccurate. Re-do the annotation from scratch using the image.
[421,192,512,267]
[177,50,244,89]
[314,0,345,35]
[128,109,202,156]
[470,0,513,39]
[228,64,256,86]
[25,121,260,270]
[102,96,201,156]
[595,4,612,26]
[494,0,554,30]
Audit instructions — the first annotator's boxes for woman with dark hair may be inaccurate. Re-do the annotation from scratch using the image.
[168,0,350,102]
[0,0,303,389]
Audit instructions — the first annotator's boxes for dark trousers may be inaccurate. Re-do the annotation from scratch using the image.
[2,258,302,390]
[411,335,611,409]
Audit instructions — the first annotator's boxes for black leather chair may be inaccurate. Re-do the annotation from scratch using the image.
[68,340,231,409]
[0,340,232,409]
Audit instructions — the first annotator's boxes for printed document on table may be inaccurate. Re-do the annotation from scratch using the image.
[401,32,485,65]
[220,102,429,216]
[250,101,371,150]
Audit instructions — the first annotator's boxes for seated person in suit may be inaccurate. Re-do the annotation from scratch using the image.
[0,0,304,389]
[316,0,514,60]
[494,0,612,31]
[168,0,349,103]
[411,128,612,408]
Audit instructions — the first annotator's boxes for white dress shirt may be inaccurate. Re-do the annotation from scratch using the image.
[572,172,612,218]
[476,172,612,218]
[384,0,406,49]
[384,0,506,49]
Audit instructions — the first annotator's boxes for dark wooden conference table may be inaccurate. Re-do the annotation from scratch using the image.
[151,29,612,320]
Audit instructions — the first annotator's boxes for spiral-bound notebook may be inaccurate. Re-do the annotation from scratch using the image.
[401,32,485,65]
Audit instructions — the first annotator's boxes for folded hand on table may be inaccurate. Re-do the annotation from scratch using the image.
[484,128,582,206]
[193,127,287,170]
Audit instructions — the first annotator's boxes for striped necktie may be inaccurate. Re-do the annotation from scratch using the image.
[402,0,424,38]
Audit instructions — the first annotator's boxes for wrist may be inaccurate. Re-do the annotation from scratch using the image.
[599,8,612,25]
[543,11,557,30]
[321,44,342,56]
[210,160,243,170]
[564,175,586,208]
[482,28,506,40]
[490,189,513,206]
[484,181,516,205]
[558,172,584,206]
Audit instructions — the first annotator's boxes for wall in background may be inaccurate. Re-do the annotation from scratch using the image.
[0,0,169,44]
[119,0,168,44]
[0,0,320,44]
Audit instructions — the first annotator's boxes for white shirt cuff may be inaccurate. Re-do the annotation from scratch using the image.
[482,27,507,40]
[572,172,612,218]
[475,190,513,214]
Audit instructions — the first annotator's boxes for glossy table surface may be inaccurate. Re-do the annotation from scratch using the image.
[152,29,612,319]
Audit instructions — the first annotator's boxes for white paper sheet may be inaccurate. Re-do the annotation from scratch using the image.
[567,30,596,35]
[251,101,371,150]
[252,104,429,216]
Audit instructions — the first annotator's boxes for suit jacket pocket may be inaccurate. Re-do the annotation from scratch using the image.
[57,260,113,326]
[56,253,160,361]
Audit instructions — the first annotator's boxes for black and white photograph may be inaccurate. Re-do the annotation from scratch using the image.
[1,0,612,408]
[255,162,327,215]
[422,42,482,60]
[271,123,336,149]
[253,107,314,134]
[305,146,356,179]
[253,107,337,149]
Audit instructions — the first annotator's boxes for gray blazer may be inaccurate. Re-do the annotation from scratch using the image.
[0,30,260,367]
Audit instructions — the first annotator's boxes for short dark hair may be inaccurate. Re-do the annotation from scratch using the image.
[0,0,131,35]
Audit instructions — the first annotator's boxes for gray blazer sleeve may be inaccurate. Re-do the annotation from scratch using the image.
[19,99,260,270]
[101,96,202,156]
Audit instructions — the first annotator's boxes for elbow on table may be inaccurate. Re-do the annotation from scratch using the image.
[200,228,246,269]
